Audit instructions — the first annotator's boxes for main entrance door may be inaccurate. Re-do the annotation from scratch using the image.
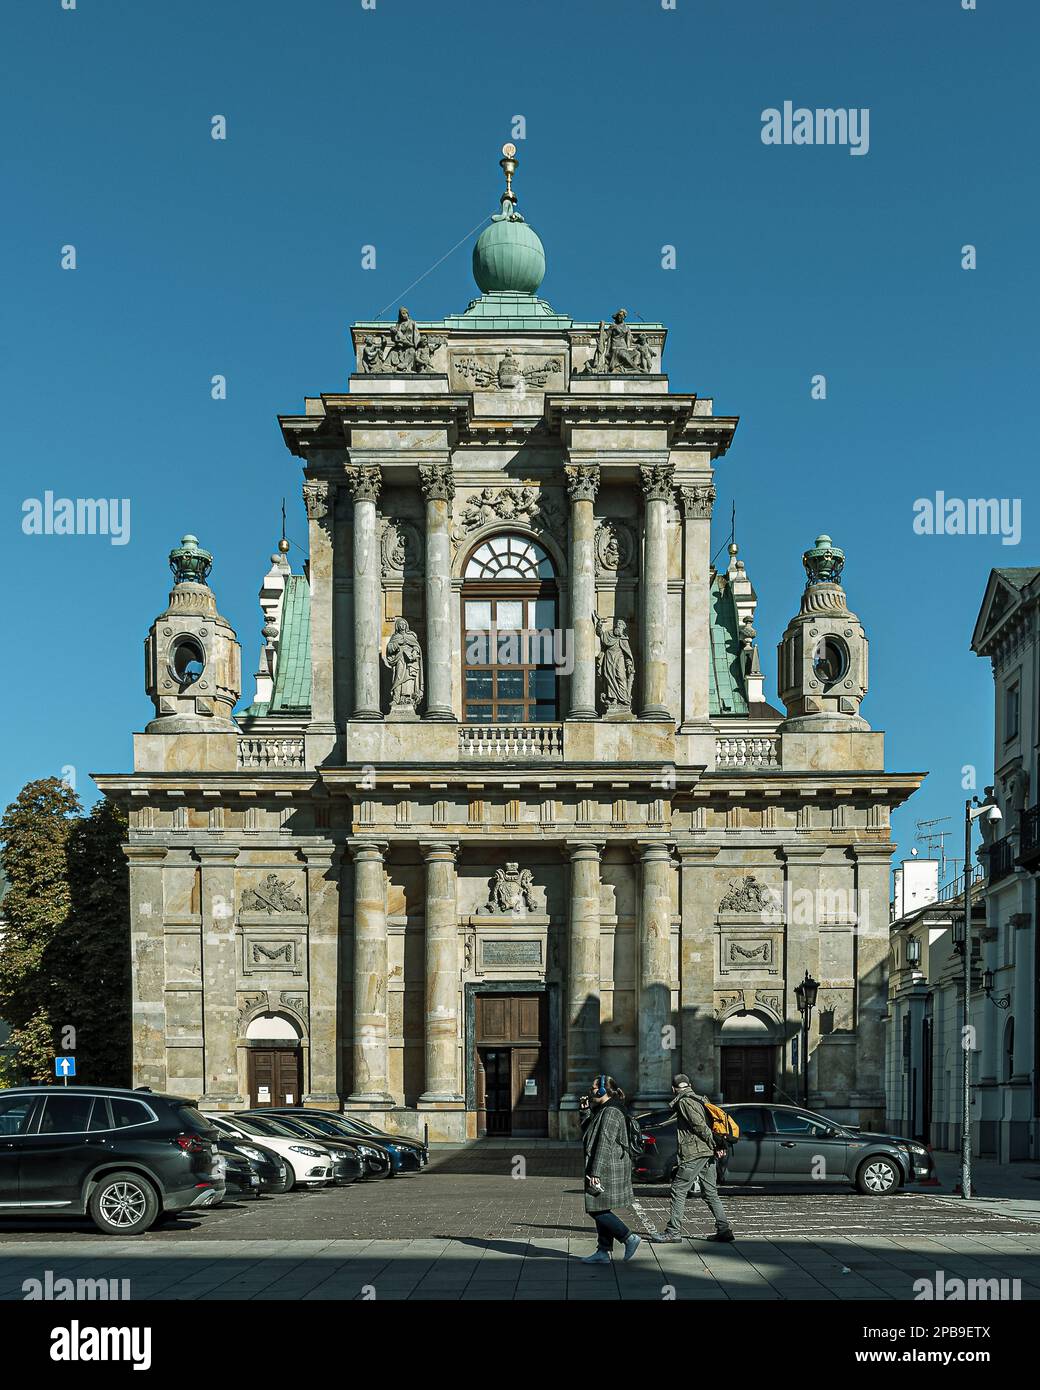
[247,1048,303,1108]
[475,994,547,1137]
[720,1046,776,1103]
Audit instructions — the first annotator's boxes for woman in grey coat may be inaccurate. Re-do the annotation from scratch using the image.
[580,1075,641,1264]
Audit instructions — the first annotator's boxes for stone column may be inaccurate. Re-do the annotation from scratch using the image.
[636,842,676,1106]
[303,477,337,760]
[562,841,604,1115]
[565,465,600,720]
[346,840,393,1107]
[125,844,168,1091]
[419,460,456,721]
[346,463,383,721]
[302,845,342,1105]
[197,845,244,1107]
[851,847,894,1127]
[677,843,721,1097]
[679,482,715,729]
[639,464,674,721]
[782,844,825,1103]
[418,841,463,1105]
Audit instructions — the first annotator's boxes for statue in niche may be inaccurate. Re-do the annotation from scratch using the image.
[485,863,536,914]
[594,614,635,711]
[383,617,424,712]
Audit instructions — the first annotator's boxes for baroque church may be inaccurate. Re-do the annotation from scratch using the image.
[97,147,923,1139]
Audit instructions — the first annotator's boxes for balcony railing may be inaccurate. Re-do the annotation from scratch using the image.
[715,735,782,770]
[986,834,1016,884]
[1019,804,1040,863]
[237,736,306,769]
[459,723,563,760]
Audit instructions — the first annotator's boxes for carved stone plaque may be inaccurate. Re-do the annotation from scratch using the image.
[481,939,542,968]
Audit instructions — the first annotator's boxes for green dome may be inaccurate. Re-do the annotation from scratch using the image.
[473,215,545,294]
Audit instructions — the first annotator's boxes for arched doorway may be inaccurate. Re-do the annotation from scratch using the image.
[245,1012,303,1109]
[718,1009,779,1103]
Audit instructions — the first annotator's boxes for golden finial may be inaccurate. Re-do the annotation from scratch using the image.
[500,142,518,205]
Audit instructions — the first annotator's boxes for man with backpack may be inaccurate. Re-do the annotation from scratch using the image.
[649,1074,735,1244]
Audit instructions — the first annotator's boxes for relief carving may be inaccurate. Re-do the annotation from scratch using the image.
[241,873,304,915]
[483,863,536,914]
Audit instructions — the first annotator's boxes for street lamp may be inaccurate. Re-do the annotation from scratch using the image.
[960,796,1002,1200]
[794,970,819,1107]
[906,935,921,968]
[982,969,1011,1010]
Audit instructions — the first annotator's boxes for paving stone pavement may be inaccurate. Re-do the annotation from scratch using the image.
[2,1145,1039,1300]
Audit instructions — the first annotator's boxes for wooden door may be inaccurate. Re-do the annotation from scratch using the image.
[480,1049,512,1134]
[474,994,548,1136]
[720,1046,775,1103]
[248,1048,303,1108]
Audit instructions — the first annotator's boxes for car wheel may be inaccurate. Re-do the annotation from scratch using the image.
[856,1156,901,1195]
[88,1172,160,1235]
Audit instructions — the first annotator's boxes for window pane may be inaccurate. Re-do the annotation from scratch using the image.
[531,599,556,630]
[530,669,556,699]
[0,1095,36,1135]
[496,601,523,631]
[497,671,524,699]
[465,672,492,699]
[532,703,557,722]
[466,704,493,721]
[465,601,492,630]
[39,1095,95,1134]
[497,705,525,723]
[110,1098,151,1129]
[490,536,509,554]
[89,1100,111,1131]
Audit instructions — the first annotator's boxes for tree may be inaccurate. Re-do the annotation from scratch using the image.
[0,778,130,1085]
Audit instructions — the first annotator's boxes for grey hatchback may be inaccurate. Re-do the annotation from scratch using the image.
[636,1102,934,1194]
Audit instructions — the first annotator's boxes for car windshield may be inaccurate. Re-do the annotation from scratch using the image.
[174,1104,218,1136]
[236,1114,302,1138]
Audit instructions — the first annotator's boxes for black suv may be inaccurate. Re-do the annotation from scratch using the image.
[0,1086,225,1234]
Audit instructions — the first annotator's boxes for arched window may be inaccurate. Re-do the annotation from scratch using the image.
[462,534,558,723]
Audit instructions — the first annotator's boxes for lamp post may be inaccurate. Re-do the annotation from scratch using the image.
[959,796,1002,1199]
[794,970,819,1108]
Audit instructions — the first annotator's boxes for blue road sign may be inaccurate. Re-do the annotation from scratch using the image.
[54,1056,76,1078]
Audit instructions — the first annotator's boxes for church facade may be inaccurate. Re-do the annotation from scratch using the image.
[96,148,922,1140]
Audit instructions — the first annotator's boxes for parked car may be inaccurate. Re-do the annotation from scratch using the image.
[207,1114,338,1189]
[218,1145,263,1201]
[238,1111,389,1179]
[210,1132,291,1197]
[0,1086,225,1235]
[634,1102,934,1195]
[267,1108,427,1175]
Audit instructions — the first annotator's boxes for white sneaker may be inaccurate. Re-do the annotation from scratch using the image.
[581,1250,612,1264]
[623,1234,642,1262]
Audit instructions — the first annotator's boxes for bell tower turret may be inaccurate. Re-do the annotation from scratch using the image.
[144,534,241,732]
[777,534,869,730]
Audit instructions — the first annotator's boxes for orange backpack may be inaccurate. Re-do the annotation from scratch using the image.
[701,1097,741,1145]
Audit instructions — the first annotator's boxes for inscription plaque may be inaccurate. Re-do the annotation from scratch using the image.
[482,939,542,967]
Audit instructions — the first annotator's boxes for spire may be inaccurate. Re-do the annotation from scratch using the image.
[472,143,546,295]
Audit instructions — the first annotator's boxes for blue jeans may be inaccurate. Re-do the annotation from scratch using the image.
[593,1209,631,1252]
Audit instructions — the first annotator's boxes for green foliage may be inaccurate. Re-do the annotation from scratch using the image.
[0,779,130,1086]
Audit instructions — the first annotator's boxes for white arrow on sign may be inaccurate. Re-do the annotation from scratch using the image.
[57,1058,72,1075]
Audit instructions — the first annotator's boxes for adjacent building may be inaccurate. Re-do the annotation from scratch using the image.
[96,148,923,1140]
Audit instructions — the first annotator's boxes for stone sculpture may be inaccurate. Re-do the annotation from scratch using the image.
[241,874,304,915]
[594,614,635,712]
[383,617,424,712]
[485,863,536,914]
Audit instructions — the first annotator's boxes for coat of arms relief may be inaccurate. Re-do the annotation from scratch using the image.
[483,863,537,914]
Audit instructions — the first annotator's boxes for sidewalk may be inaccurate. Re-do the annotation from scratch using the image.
[929,1149,1040,1224]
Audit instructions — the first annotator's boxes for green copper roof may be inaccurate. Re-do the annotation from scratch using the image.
[239,574,311,718]
[708,575,749,717]
[473,213,545,294]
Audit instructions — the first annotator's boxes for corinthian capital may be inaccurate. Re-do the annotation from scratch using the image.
[302,479,331,521]
[345,464,382,504]
[679,483,716,520]
[418,462,455,503]
[564,464,600,503]
[639,464,675,504]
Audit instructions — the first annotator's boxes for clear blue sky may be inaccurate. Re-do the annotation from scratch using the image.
[2,0,1036,887]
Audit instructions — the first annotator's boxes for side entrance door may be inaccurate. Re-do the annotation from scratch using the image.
[475,994,548,1136]
[248,1048,303,1108]
[720,1046,776,1103]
